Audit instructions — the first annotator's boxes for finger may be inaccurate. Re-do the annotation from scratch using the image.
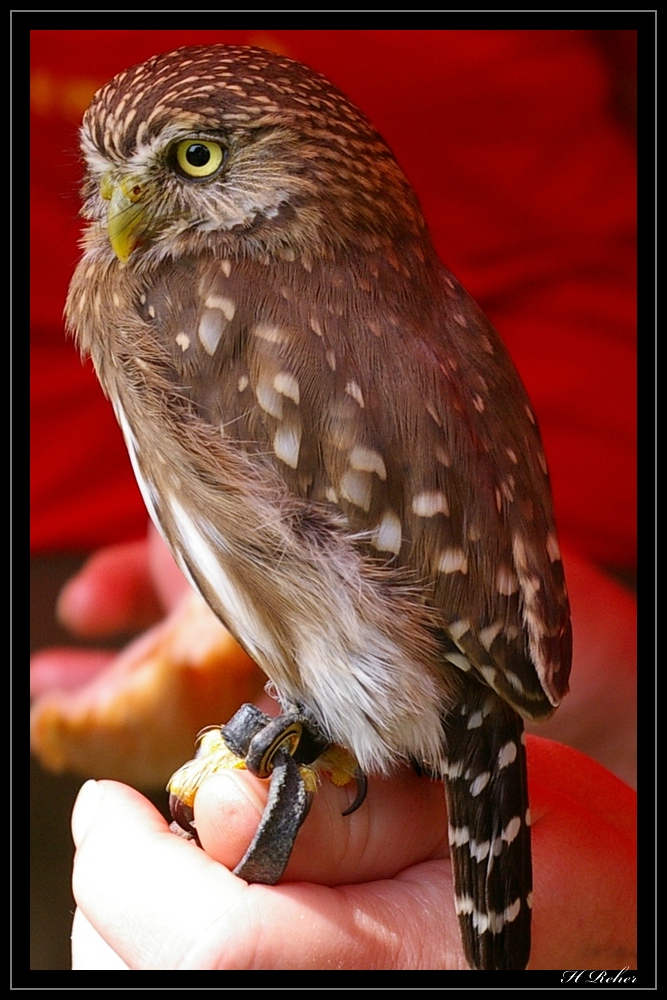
[71,744,637,971]
[193,764,449,885]
[195,741,636,967]
[72,779,253,969]
[31,595,264,784]
[526,741,637,969]
[71,780,463,970]
[526,735,637,836]
[71,907,130,970]
[58,539,165,636]
[30,649,115,697]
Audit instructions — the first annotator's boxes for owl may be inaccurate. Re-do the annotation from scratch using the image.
[66,44,571,970]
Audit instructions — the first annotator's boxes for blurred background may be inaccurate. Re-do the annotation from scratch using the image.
[30,29,637,969]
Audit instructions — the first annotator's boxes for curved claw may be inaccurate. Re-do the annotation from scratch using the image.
[168,794,197,839]
[168,703,364,885]
[341,768,368,816]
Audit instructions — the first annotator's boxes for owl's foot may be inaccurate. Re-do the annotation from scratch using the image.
[167,703,366,884]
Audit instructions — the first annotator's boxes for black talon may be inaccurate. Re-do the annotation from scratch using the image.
[341,768,368,816]
[168,703,362,885]
[168,796,198,840]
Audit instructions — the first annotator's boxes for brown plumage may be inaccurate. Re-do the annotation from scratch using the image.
[67,45,571,970]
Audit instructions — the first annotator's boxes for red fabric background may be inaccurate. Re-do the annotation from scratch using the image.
[30,29,636,571]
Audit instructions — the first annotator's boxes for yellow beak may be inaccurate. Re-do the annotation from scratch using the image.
[103,174,152,263]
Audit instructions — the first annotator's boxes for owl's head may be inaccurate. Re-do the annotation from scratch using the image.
[77,45,426,267]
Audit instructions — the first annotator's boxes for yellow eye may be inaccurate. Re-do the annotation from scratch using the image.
[173,140,225,179]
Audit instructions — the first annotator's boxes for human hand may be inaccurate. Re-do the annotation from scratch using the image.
[31,531,637,788]
[31,530,636,968]
[71,736,636,971]
[30,524,265,785]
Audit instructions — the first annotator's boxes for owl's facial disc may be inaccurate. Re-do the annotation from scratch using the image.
[97,125,297,264]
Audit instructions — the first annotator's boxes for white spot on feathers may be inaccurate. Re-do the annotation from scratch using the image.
[204,294,236,321]
[345,381,365,408]
[546,532,561,562]
[348,446,386,480]
[497,741,518,769]
[273,423,302,469]
[273,372,300,404]
[372,510,402,555]
[198,311,224,356]
[412,491,449,517]
[469,772,490,796]
[437,548,468,574]
[340,470,372,511]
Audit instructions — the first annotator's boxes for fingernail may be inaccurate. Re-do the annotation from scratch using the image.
[71,779,102,846]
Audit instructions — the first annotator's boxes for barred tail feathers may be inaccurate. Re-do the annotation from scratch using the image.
[443,684,532,970]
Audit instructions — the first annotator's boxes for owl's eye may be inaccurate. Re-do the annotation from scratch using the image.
[173,140,226,180]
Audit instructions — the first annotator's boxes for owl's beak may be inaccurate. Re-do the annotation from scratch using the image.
[102,174,153,263]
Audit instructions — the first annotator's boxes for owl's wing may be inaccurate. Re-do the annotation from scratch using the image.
[146,249,571,724]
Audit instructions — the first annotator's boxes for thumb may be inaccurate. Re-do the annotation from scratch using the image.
[193,763,449,886]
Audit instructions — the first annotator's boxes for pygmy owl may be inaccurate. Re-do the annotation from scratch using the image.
[66,44,571,970]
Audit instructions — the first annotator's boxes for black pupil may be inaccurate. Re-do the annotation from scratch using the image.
[186,144,211,167]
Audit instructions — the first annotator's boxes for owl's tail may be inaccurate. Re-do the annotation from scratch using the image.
[443,683,532,970]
